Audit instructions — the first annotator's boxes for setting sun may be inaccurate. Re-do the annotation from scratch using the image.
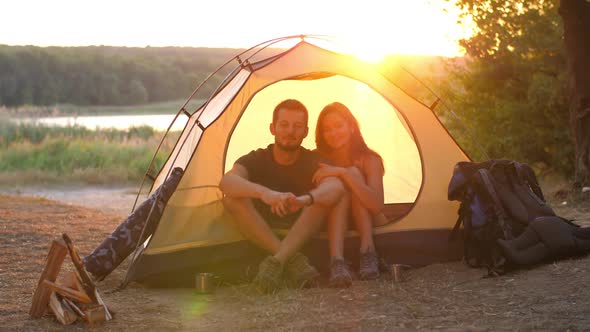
[309,1,474,61]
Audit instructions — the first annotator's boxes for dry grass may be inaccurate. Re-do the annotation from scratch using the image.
[0,169,140,187]
[1,194,590,331]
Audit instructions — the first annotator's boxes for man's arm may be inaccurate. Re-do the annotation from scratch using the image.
[219,164,297,217]
[219,164,266,199]
[290,176,345,210]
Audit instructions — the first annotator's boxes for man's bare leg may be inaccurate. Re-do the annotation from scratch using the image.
[248,178,344,292]
[273,203,330,264]
[274,177,345,264]
[223,197,281,254]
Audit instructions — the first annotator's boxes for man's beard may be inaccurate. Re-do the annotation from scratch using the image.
[275,140,300,152]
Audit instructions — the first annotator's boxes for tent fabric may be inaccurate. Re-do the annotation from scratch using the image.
[126,40,470,285]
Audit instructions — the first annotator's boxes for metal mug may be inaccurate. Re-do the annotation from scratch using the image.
[391,264,405,282]
[195,273,216,293]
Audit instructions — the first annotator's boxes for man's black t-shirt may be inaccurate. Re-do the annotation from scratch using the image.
[235,144,321,226]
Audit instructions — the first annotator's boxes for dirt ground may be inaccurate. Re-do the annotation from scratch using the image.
[1,193,590,331]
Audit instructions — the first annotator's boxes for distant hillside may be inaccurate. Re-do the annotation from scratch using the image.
[0,44,453,108]
[0,45,250,107]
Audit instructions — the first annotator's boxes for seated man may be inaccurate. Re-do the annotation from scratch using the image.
[219,99,345,293]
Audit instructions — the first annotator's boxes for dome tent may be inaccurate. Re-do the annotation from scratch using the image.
[123,36,470,286]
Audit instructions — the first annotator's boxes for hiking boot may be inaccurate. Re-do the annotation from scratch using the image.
[284,252,320,288]
[359,251,380,280]
[329,258,353,288]
[253,256,284,293]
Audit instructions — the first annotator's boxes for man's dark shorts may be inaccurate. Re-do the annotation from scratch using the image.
[253,199,301,229]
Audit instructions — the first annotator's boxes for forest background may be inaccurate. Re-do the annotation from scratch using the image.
[0,0,584,188]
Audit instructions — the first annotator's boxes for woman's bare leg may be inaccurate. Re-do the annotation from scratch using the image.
[326,191,353,287]
[372,213,389,227]
[345,166,377,252]
[351,196,375,253]
[327,191,350,260]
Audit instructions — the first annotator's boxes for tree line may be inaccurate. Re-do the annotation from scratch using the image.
[0,45,245,106]
[440,0,590,183]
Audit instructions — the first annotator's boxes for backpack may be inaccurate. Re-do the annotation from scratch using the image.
[447,160,556,275]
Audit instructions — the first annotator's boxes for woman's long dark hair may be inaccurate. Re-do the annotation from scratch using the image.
[315,102,384,172]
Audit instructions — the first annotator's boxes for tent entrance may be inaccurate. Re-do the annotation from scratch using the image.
[227,74,423,205]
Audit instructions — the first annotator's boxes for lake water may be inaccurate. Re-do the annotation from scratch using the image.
[17,114,187,131]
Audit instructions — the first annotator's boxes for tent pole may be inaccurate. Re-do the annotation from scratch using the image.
[399,66,490,161]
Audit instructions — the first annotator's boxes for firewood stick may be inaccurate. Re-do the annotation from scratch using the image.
[48,292,77,325]
[62,233,112,320]
[61,233,97,302]
[93,289,113,320]
[84,306,107,324]
[29,239,68,318]
[60,271,83,292]
[42,280,92,304]
[62,298,85,319]
[63,302,106,324]
[60,297,76,315]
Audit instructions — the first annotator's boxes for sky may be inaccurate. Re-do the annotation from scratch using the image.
[1,0,473,60]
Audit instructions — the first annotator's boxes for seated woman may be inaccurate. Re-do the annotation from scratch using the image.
[313,102,387,287]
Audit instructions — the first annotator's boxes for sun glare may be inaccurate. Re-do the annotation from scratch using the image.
[1,1,473,59]
[322,2,473,62]
[346,40,391,63]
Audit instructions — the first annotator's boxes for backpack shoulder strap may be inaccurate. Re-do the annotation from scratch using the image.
[477,169,514,240]
[514,162,546,202]
[449,202,468,241]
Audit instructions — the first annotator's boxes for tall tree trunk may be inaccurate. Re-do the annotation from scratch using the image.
[559,0,590,188]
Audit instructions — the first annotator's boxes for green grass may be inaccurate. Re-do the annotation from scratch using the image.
[0,120,159,147]
[0,120,178,185]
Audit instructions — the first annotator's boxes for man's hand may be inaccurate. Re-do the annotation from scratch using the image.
[286,194,312,213]
[260,190,297,217]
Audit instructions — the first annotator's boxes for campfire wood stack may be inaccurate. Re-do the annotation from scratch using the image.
[29,233,114,325]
